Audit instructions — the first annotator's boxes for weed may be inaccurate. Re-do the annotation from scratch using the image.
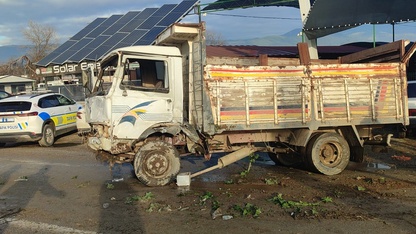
[321,196,333,203]
[224,179,234,184]
[125,192,154,204]
[199,191,214,204]
[233,203,262,218]
[378,177,386,184]
[145,202,172,212]
[106,183,114,189]
[356,186,366,191]
[199,191,221,210]
[240,153,259,178]
[269,193,325,217]
[264,178,279,185]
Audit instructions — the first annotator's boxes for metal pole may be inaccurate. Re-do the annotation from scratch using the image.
[392,23,395,42]
[373,24,376,48]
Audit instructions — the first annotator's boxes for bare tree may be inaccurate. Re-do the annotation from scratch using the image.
[0,56,31,76]
[21,20,59,79]
[206,30,226,46]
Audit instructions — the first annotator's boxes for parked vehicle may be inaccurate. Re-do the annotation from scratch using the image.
[78,23,409,186]
[0,92,81,147]
[0,90,12,99]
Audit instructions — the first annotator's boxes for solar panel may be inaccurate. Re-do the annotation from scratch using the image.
[117,29,147,45]
[152,4,176,17]
[157,12,183,27]
[68,36,110,62]
[36,40,77,66]
[82,15,121,39]
[173,0,198,13]
[119,8,158,33]
[133,27,165,45]
[51,38,94,64]
[70,18,106,40]
[85,45,113,61]
[36,0,199,66]
[102,11,141,35]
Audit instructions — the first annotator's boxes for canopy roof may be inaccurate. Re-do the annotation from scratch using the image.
[202,0,307,11]
[203,0,416,39]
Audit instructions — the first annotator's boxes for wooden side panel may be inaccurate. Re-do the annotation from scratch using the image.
[202,62,407,133]
[204,65,310,129]
[310,63,404,123]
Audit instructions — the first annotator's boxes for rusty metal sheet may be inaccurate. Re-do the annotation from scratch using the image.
[339,40,406,64]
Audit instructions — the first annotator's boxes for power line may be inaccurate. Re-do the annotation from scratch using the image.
[206,12,299,20]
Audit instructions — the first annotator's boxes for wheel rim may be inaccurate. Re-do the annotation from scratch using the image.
[318,142,342,167]
[45,127,54,144]
[142,150,169,178]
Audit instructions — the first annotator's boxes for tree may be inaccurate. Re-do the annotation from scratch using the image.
[21,20,59,79]
[206,30,226,46]
[0,56,32,76]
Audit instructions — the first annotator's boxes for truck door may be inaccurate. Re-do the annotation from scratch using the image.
[112,58,174,139]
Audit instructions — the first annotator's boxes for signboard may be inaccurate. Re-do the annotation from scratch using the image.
[36,62,101,76]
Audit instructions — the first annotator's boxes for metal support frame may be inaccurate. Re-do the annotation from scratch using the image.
[298,0,318,59]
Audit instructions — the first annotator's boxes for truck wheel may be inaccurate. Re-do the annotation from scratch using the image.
[38,124,55,147]
[306,132,350,175]
[134,140,180,186]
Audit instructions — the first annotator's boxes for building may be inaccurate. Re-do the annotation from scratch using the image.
[0,75,35,94]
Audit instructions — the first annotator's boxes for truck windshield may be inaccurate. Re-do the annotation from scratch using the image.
[120,58,168,93]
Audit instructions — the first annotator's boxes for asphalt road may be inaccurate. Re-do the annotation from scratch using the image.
[1,132,416,234]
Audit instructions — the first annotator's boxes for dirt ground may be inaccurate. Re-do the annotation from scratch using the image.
[1,133,416,234]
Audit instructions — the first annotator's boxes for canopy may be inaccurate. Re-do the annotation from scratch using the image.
[203,0,416,39]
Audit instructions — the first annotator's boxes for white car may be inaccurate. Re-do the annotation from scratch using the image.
[0,92,81,146]
[409,80,416,130]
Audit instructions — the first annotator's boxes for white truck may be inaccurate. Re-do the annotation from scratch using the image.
[79,23,410,186]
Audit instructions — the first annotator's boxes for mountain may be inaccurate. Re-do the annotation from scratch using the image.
[227,29,302,46]
[0,45,29,63]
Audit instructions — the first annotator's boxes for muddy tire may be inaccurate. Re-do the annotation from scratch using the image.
[134,140,180,187]
[38,124,55,147]
[306,132,350,175]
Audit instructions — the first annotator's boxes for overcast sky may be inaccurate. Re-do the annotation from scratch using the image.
[1,0,416,47]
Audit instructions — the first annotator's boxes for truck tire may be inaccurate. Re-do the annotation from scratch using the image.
[134,140,180,186]
[305,132,350,175]
[38,123,55,147]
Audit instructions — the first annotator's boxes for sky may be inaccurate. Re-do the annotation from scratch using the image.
[1,0,416,47]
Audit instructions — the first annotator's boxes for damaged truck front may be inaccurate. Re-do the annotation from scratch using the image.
[78,23,410,186]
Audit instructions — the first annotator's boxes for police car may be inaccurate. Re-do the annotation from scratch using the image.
[0,92,81,146]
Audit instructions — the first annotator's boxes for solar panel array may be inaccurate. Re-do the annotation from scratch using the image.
[37,0,198,66]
